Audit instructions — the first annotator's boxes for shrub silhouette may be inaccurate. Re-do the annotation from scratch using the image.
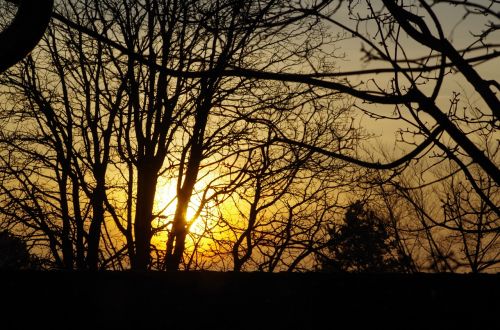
[320,201,408,272]
[0,230,37,270]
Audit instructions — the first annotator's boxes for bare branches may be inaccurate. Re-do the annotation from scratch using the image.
[274,126,443,170]
[50,1,499,187]
[1,0,498,273]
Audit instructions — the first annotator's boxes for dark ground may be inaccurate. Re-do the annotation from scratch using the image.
[1,271,498,329]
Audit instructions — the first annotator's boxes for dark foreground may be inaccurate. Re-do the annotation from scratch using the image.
[1,271,498,329]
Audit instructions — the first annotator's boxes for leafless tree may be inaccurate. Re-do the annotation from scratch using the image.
[1,0,497,273]
[234,0,500,272]
[94,0,342,270]
[385,160,500,272]
[0,0,130,270]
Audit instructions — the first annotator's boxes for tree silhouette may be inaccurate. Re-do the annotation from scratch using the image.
[319,201,410,273]
[0,230,38,270]
[385,160,500,273]
[0,0,497,273]
[1,0,347,271]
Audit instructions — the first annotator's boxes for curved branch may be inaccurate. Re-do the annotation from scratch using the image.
[51,7,500,182]
[0,0,54,73]
[51,12,410,105]
[273,126,443,170]
[382,0,500,120]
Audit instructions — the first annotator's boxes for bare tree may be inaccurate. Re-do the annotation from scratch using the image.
[2,0,347,271]
[1,0,496,273]
[95,0,342,270]
[235,0,500,272]
[0,0,130,270]
[387,160,500,272]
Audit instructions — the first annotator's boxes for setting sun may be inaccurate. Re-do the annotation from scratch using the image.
[153,178,201,233]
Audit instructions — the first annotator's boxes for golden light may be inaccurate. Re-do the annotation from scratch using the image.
[153,177,202,233]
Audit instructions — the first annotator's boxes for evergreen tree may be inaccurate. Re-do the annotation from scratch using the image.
[320,201,408,272]
[0,230,38,270]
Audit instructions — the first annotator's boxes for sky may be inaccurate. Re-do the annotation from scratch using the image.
[320,1,499,154]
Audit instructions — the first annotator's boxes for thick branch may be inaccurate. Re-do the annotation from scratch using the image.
[274,126,443,170]
[0,0,54,73]
[382,0,500,120]
[410,88,500,186]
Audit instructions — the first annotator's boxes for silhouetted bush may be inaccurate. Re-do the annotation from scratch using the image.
[0,230,38,270]
[319,201,410,272]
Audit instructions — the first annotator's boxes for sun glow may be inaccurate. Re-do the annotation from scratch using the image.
[149,168,244,268]
[152,170,227,237]
[153,178,201,233]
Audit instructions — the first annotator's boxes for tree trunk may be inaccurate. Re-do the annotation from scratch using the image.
[164,193,190,271]
[133,167,159,270]
[72,179,86,270]
[86,177,106,270]
[232,183,261,272]
[164,144,203,271]
[59,178,74,270]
